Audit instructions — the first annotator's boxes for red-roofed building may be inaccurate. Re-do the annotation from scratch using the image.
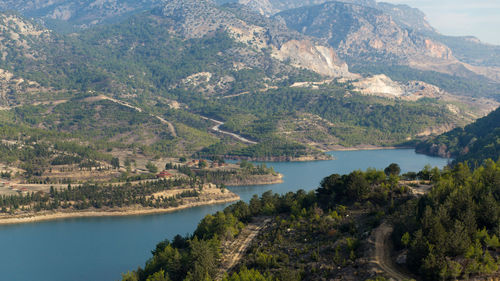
[157,171,173,179]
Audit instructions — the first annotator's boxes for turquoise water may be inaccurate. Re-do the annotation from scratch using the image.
[0,149,448,281]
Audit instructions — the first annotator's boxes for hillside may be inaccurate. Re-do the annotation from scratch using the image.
[0,5,488,160]
[416,106,500,165]
[274,1,500,94]
[0,0,164,32]
[120,160,500,280]
[0,0,496,164]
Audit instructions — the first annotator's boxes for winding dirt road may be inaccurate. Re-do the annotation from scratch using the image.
[200,116,257,145]
[93,95,178,137]
[372,222,414,281]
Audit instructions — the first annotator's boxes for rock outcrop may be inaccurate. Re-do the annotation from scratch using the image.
[0,0,165,29]
[276,2,455,64]
[272,40,350,77]
[160,0,351,77]
[352,74,448,100]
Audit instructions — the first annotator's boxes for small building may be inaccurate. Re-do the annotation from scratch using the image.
[156,171,173,179]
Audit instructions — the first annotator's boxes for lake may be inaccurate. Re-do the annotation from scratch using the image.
[0,149,448,281]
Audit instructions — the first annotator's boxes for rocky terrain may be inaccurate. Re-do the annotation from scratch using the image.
[277,0,433,62]
[0,0,164,30]
[352,74,499,113]
[159,0,351,78]
[0,0,497,160]
[223,0,500,92]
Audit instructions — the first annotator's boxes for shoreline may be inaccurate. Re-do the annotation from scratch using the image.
[329,145,414,152]
[221,146,419,162]
[222,154,333,162]
[224,173,284,186]
[0,195,240,226]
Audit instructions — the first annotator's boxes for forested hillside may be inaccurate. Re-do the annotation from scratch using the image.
[393,160,500,280]
[0,0,497,171]
[416,107,500,165]
[0,5,483,163]
[122,160,500,280]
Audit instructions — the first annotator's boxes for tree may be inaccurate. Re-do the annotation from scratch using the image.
[146,162,158,173]
[198,160,207,169]
[222,267,273,281]
[401,232,411,249]
[186,237,220,280]
[146,270,169,281]
[239,160,252,169]
[121,271,139,281]
[384,163,401,177]
[111,157,120,169]
[345,171,370,202]
[402,172,417,181]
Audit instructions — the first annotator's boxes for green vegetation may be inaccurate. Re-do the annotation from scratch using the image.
[0,126,115,179]
[169,160,278,185]
[212,86,455,146]
[0,178,199,213]
[393,160,500,280]
[196,137,320,160]
[121,164,415,281]
[416,106,500,165]
[0,9,473,160]
[124,159,500,280]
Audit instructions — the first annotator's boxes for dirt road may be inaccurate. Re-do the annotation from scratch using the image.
[93,95,178,137]
[217,218,270,279]
[372,222,414,280]
[200,116,257,145]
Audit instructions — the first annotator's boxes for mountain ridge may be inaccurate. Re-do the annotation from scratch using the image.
[0,0,496,162]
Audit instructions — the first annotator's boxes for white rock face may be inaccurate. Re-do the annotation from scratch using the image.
[353,74,447,100]
[353,74,403,97]
[272,40,351,77]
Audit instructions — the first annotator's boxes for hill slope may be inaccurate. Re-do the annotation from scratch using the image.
[416,106,500,165]
[274,1,500,90]
[120,161,500,281]
[0,0,496,161]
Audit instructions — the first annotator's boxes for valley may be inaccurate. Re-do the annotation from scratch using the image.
[0,149,449,281]
[0,0,498,280]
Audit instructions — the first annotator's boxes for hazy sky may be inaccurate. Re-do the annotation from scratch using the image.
[381,0,500,45]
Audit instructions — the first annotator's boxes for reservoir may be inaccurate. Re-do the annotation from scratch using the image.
[0,149,448,281]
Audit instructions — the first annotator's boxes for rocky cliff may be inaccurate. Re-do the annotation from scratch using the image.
[159,0,351,77]
[276,2,453,64]
[274,1,500,85]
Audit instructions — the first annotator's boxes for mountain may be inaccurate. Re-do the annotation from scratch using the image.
[0,0,164,31]
[219,0,500,99]
[0,0,496,163]
[274,1,500,86]
[416,106,500,165]
[158,0,350,77]
[276,2,451,63]
[2,0,500,97]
